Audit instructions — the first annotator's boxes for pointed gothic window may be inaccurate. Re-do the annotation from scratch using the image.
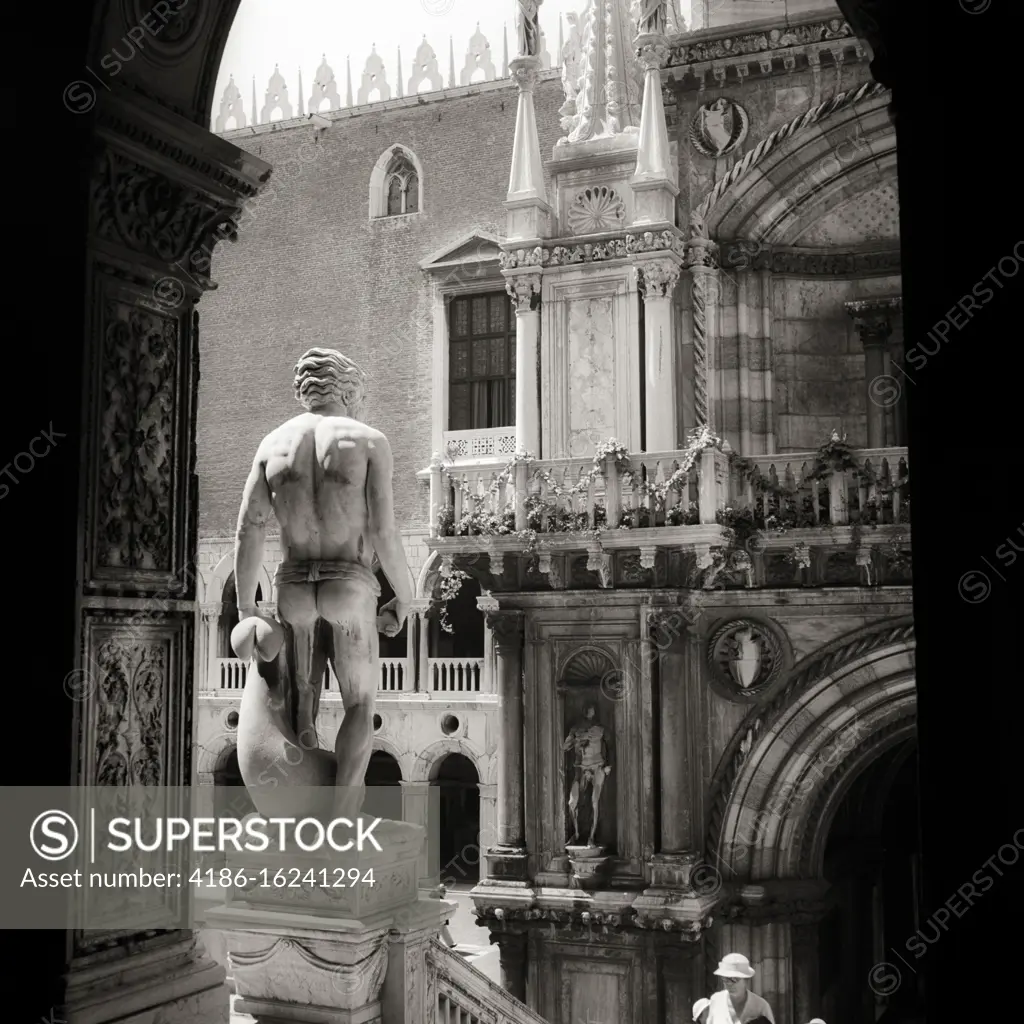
[380,152,420,217]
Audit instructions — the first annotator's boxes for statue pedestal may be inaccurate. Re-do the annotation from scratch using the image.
[204,820,451,1024]
[565,845,612,890]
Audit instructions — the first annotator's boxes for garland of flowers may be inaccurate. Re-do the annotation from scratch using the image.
[435,564,470,633]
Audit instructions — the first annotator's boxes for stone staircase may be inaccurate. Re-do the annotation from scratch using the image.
[425,937,549,1024]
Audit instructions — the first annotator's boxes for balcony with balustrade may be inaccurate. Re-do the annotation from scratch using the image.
[207,653,492,699]
[427,433,911,591]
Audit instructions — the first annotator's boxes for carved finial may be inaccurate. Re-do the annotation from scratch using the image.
[460,23,496,85]
[215,74,247,132]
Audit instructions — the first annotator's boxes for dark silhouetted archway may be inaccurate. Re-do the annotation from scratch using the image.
[431,753,480,884]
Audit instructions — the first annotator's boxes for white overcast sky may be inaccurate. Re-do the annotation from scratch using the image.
[213,0,695,122]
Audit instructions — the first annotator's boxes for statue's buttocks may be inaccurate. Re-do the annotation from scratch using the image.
[232,349,413,825]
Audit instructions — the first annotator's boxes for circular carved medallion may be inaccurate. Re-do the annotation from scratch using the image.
[125,0,204,64]
[707,618,784,700]
[689,98,749,158]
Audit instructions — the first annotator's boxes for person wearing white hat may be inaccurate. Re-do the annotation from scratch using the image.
[692,997,711,1022]
[706,953,775,1023]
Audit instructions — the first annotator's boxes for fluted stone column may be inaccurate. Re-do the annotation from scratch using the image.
[200,603,219,691]
[478,602,527,881]
[477,782,498,881]
[410,597,430,692]
[636,259,683,451]
[506,272,542,455]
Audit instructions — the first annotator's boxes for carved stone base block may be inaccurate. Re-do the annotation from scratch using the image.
[482,844,530,883]
[566,845,612,890]
[505,196,553,243]
[629,178,676,229]
[646,850,701,890]
[222,820,424,919]
[63,936,229,1024]
[632,883,719,935]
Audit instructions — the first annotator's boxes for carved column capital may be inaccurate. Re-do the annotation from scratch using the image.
[845,296,902,346]
[635,258,682,299]
[684,238,720,271]
[199,603,220,622]
[635,34,670,72]
[509,55,542,93]
[505,271,542,313]
[484,609,525,648]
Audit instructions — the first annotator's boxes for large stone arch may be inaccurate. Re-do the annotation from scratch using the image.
[704,85,895,245]
[417,550,442,599]
[208,550,275,605]
[411,736,494,785]
[195,731,239,782]
[708,618,916,882]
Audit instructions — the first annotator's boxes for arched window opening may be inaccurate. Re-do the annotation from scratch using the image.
[430,574,483,660]
[383,152,419,217]
[364,750,403,821]
[431,753,480,885]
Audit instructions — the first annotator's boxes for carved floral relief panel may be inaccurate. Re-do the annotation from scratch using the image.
[567,297,616,455]
[79,613,191,789]
[91,297,182,577]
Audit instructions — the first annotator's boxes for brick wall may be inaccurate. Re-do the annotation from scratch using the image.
[197,77,567,540]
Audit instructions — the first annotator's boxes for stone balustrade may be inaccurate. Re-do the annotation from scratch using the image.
[425,938,548,1024]
[428,657,488,696]
[217,657,247,690]
[213,656,413,694]
[430,444,909,542]
[444,426,518,463]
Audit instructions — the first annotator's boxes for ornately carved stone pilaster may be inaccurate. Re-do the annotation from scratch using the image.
[505,271,542,313]
[69,82,272,1019]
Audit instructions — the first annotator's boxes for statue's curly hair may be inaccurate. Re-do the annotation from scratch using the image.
[293,348,367,413]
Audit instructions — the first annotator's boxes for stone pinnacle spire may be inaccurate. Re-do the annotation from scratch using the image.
[346,55,353,106]
[559,0,643,145]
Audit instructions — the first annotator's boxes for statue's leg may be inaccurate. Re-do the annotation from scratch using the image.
[318,578,377,821]
[567,778,580,843]
[588,770,606,845]
[276,582,319,740]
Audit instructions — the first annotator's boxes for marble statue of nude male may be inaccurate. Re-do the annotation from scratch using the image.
[231,347,412,822]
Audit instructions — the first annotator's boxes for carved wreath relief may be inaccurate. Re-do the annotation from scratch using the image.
[689,98,749,157]
[707,618,784,699]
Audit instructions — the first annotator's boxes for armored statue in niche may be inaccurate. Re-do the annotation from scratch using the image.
[516,0,542,58]
[563,703,613,847]
[230,348,412,823]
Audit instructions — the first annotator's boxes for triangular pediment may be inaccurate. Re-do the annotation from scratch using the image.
[419,230,504,271]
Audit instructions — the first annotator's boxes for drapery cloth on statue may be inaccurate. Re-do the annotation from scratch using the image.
[274,559,381,596]
[706,990,775,1023]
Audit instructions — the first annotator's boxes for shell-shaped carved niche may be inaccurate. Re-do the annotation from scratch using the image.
[567,186,626,235]
[562,648,616,682]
